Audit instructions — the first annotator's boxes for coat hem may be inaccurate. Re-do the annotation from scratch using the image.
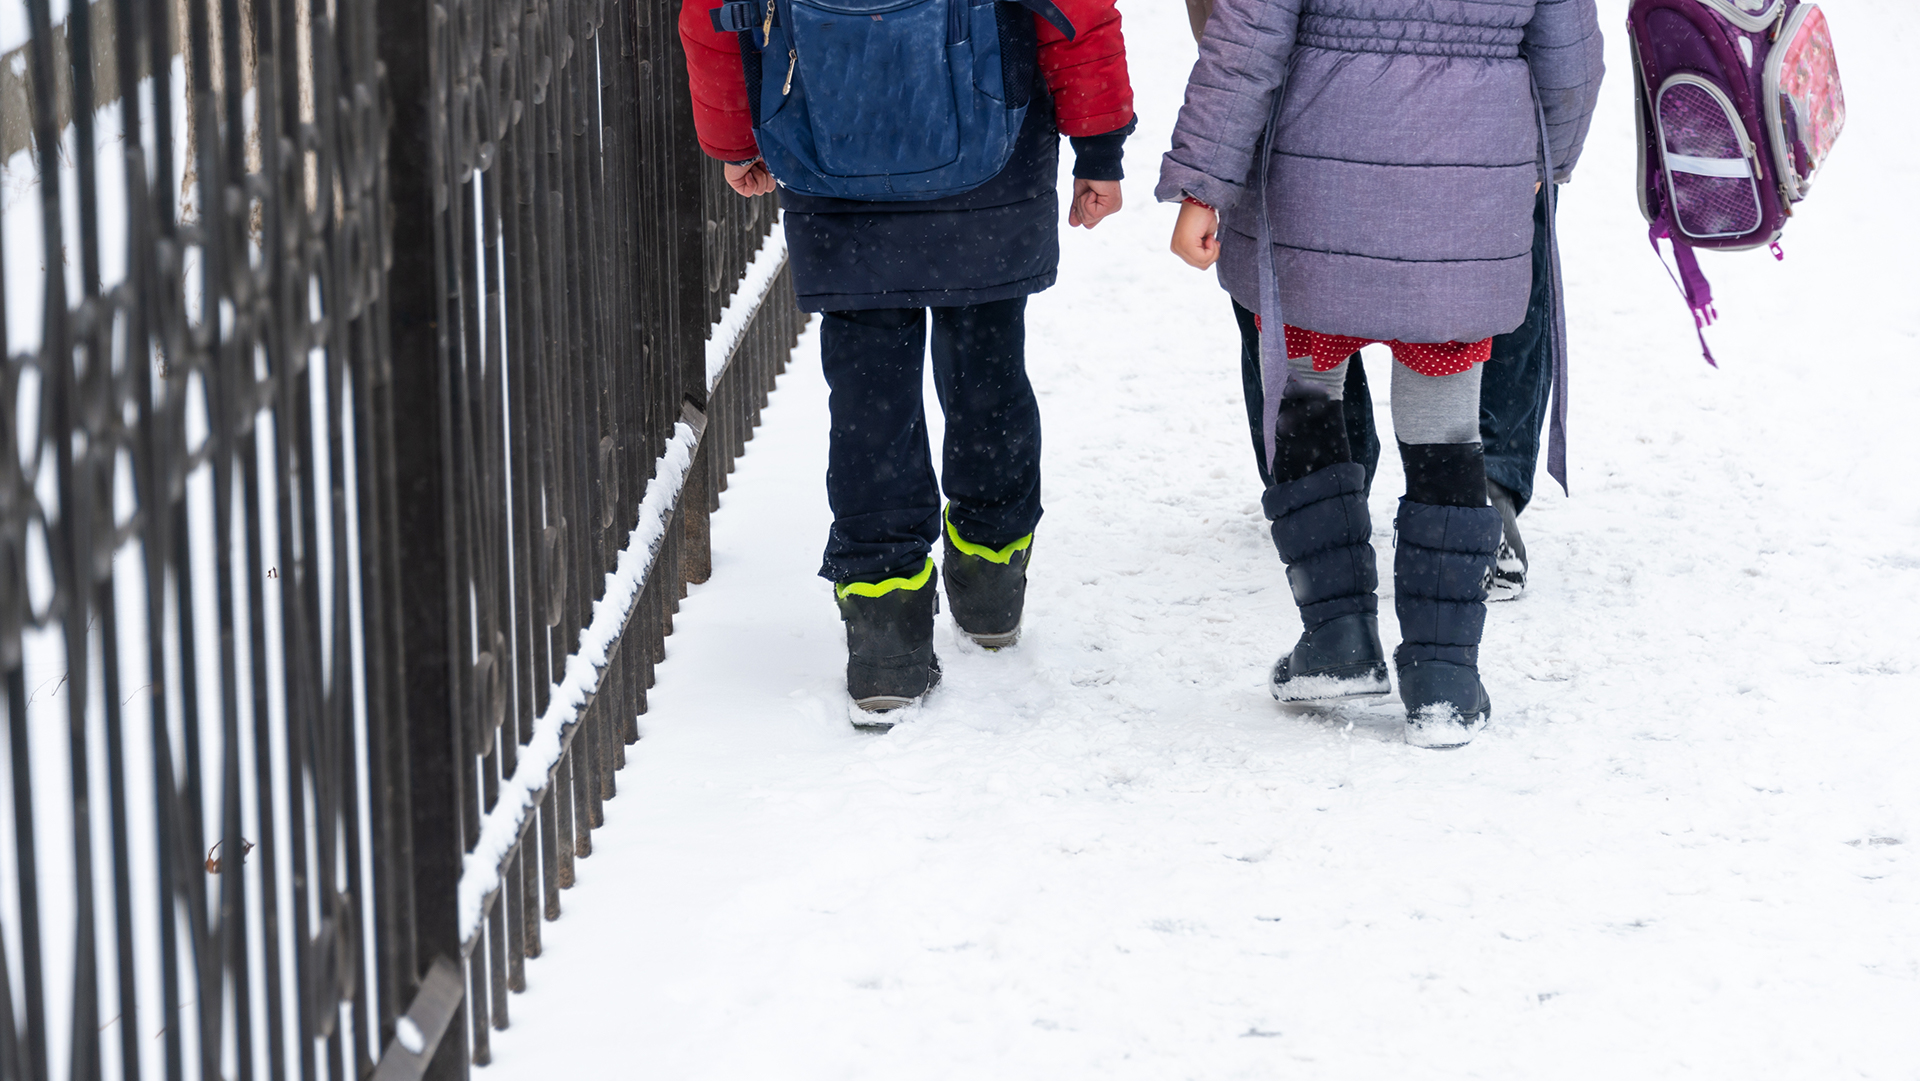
[796,274,1058,314]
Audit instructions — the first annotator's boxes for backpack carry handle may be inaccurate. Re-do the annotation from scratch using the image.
[714,0,1070,39]
[710,0,764,34]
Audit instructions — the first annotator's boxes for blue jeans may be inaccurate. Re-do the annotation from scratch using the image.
[818,298,1041,584]
[1235,189,1554,507]
[1480,189,1555,512]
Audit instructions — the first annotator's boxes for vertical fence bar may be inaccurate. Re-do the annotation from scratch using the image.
[378,0,469,1076]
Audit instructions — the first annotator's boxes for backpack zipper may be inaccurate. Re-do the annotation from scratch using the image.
[761,0,774,42]
[783,49,796,95]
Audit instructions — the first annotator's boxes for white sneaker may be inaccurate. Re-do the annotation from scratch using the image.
[1485,482,1528,602]
[1488,539,1526,601]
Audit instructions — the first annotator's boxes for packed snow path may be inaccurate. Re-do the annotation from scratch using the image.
[485,4,1918,1076]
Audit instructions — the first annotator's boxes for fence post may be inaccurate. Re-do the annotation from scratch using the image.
[377,1,469,1078]
[669,20,709,412]
[665,33,717,582]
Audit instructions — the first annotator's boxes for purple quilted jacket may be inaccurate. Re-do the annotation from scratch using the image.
[1157,0,1605,344]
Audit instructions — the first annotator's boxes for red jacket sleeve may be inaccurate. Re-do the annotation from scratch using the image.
[679,0,759,161]
[1036,0,1134,137]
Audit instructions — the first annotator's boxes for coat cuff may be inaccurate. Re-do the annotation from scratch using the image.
[1154,159,1242,214]
[1068,116,1137,181]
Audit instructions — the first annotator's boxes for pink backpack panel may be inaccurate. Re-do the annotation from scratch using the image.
[1766,5,1844,202]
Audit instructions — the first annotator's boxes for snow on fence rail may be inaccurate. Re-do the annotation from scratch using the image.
[0,0,802,1079]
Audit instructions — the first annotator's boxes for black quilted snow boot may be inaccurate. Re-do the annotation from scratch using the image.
[941,511,1031,650]
[1262,462,1391,703]
[1393,499,1502,747]
[836,560,941,724]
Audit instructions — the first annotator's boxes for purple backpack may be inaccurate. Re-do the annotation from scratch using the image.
[1627,0,1845,363]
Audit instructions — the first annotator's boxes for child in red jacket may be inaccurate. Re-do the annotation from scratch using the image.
[680,0,1133,722]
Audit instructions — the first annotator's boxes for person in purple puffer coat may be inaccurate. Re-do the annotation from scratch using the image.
[1159,0,1603,747]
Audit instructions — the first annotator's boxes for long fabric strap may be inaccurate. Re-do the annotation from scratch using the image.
[1256,67,1291,469]
[1646,221,1720,367]
[1530,71,1572,495]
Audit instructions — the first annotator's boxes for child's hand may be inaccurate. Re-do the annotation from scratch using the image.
[1171,201,1220,269]
[725,159,775,197]
[1069,179,1123,229]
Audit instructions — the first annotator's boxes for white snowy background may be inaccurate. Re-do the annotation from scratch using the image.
[483,1,1919,1077]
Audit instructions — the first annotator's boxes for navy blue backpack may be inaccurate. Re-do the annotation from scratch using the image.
[711,0,1076,201]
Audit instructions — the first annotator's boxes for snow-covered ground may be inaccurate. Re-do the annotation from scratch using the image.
[482,3,1919,1077]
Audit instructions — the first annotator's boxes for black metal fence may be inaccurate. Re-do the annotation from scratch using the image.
[0,0,799,1078]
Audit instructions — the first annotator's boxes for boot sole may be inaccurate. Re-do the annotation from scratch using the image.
[958,624,1021,650]
[850,696,918,728]
[1405,707,1490,749]
[1399,664,1491,748]
[847,658,941,729]
[1271,663,1392,703]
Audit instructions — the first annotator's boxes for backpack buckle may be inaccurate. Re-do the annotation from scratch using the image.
[710,0,765,34]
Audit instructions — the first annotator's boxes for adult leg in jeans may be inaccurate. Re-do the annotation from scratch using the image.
[1479,188,1554,593]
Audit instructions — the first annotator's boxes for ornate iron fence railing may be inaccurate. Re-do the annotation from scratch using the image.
[0,0,799,1079]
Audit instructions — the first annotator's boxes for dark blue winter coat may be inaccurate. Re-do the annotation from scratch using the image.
[679,0,1135,313]
[780,90,1065,312]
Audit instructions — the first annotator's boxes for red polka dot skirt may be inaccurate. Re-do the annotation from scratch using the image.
[1278,323,1492,377]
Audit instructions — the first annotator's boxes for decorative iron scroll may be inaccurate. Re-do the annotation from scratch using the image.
[0,0,801,1078]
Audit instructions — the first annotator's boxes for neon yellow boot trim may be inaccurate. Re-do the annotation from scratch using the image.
[835,557,934,601]
[944,506,1033,565]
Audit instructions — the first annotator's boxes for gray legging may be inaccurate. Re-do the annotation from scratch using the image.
[1285,351,1483,446]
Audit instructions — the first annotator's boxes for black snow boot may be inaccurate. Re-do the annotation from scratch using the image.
[836,560,942,724]
[1393,499,1502,747]
[1486,480,1528,601]
[942,511,1031,649]
[1262,461,1390,703]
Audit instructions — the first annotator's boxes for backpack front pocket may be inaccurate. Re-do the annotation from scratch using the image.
[1656,75,1763,241]
[789,0,962,178]
[1764,3,1845,201]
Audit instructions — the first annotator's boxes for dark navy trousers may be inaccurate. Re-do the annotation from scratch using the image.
[1236,189,1555,508]
[818,298,1041,584]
